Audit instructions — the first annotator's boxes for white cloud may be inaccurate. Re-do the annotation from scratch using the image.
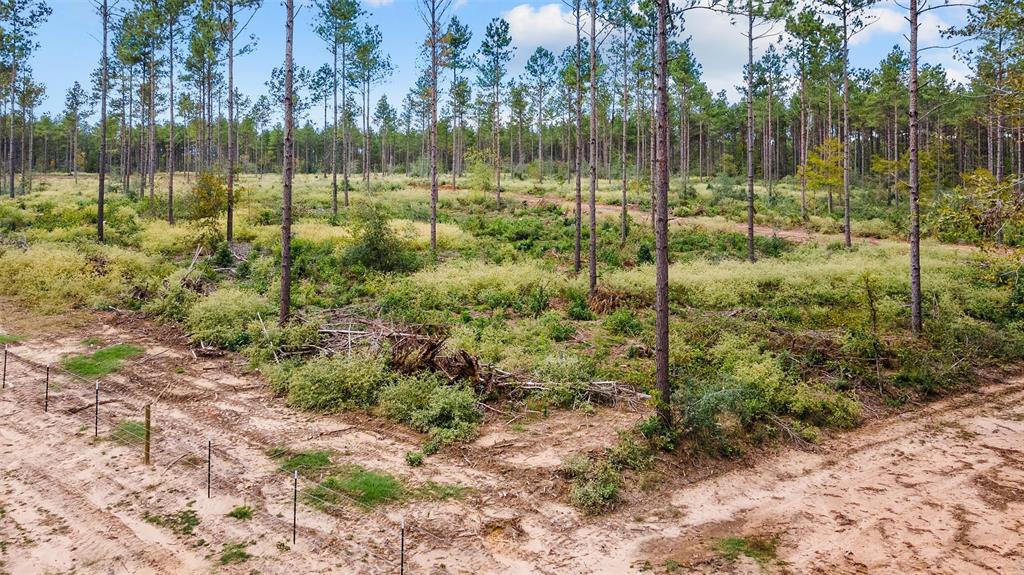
[684,9,773,99]
[364,0,393,7]
[851,7,905,47]
[503,3,576,60]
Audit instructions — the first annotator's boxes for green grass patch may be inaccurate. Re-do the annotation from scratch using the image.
[62,344,144,377]
[0,334,21,345]
[81,336,103,347]
[413,480,469,501]
[219,542,251,564]
[303,465,405,509]
[144,507,200,536]
[226,505,253,521]
[268,447,334,475]
[714,535,779,565]
[110,420,147,445]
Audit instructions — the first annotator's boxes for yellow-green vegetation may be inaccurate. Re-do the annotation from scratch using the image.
[3,172,1022,476]
[110,419,148,445]
[0,334,21,344]
[714,535,780,566]
[143,507,200,536]
[303,465,407,509]
[218,542,251,564]
[226,506,254,521]
[62,344,144,378]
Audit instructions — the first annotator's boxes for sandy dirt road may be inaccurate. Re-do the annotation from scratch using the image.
[1,304,1021,574]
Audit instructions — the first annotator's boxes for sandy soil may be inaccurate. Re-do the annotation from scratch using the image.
[1,303,1022,574]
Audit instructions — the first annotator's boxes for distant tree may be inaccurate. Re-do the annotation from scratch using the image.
[818,0,878,248]
[419,0,452,253]
[313,0,362,212]
[476,17,514,208]
[349,24,392,192]
[0,0,51,198]
[441,16,471,190]
[525,46,556,181]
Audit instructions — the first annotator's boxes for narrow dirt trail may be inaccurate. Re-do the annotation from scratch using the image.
[1,304,1022,574]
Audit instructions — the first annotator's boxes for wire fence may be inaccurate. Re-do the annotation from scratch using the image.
[0,344,428,572]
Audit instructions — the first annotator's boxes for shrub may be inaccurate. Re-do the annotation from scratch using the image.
[567,291,595,321]
[286,354,393,412]
[569,460,621,514]
[405,451,424,467]
[143,269,202,322]
[186,288,275,350]
[0,244,165,313]
[378,372,482,450]
[607,432,654,472]
[603,309,644,337]
[243,320,321,364]
[343,201,417,273]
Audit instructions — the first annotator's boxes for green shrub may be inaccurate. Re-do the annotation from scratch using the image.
[343,201,417,273]
[569,460,620,514]
[405,451,424,467]
[243,320,321,364]
[286,354,393,412]
[603,309,644,337]
[218,543,251,564]
[186,288,274,350]
[567,291,595,321]
[143,269,202,322]
[607,432,654,472]
[226,506,253,521]
[378,372,481,450]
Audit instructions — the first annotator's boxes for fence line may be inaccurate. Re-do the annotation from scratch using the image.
[0,346,419,570]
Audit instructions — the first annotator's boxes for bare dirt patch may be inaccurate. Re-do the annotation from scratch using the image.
[2,302,1023,574]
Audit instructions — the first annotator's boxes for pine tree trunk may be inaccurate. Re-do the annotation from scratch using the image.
[745,0,756,262]
[227,0,236,242]
[653,0,672,429]
[98,0,109,241]
[908,0,922,336]
[280,0,295,326]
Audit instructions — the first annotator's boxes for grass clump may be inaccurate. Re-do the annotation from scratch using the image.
[405,451,424,467]
[226,506,254,521]
[286,354,392,412]
[62,344,144,377]
[714,535,779,565]
[144,507,200,536]
[0,334,21,344]
[218,542,251,564]
[110,420,147,445]
[269,448,334,475]
[304,465,405,509]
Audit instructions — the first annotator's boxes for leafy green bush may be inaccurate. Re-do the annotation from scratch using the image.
[186,288,275,350]
[343,201,417,273]
[603,309,644,337]
[567,458,620,514]
[286,354,393,412]
[378,372,481,451]
[0,243,165,313]
[143,269,202,322]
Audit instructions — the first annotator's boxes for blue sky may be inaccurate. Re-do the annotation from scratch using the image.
[33,0,972,119]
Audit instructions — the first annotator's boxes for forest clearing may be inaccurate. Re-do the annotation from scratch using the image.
[1,0,1024,572]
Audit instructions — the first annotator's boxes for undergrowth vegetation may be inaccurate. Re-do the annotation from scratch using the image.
[3,173,1022,504]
